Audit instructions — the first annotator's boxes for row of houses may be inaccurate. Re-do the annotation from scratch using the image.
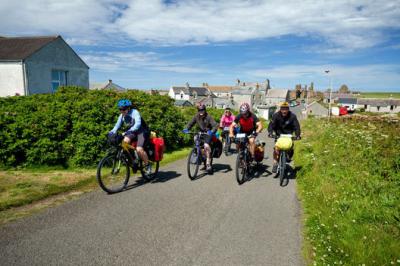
[168,80,290,118]
[338,97,400,113]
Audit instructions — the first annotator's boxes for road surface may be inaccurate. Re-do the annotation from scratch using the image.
[0,133,303,266]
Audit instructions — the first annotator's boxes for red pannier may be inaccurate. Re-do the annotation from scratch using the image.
[150,137,165,162]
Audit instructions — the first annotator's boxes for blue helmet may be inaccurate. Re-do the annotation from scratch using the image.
[117,99,132,108]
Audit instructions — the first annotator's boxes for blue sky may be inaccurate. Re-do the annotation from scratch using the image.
[1,0,400,91]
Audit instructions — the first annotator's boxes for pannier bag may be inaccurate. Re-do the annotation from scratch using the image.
[254,141,265,162]
[275,136,293,151]
[212,138,223,158]
[150,137,165,161]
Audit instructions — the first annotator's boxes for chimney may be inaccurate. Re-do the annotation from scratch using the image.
[236,79,240,85]
[185,82,190,88]
[108,79,112,84]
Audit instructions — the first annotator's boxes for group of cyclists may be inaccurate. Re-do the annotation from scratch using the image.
[109,98,301,177]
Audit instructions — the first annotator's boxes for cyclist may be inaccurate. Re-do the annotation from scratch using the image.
[229,102,263,159]
[219,106,235,153]
[109,99,152,175]
[268,101,301,173]
[183,103,218,173]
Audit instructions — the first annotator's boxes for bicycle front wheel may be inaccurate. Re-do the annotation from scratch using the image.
[279,151,287,186]
[187,148,201,180]
[97,153,130,193]
[235,150,248,185]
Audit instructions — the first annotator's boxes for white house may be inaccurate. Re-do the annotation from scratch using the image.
[338,97,358,112]
[0,35,89,97]
[357,98,400,113]
[264,88,289,106]
[168,83,211,102]
[206,85,233,98]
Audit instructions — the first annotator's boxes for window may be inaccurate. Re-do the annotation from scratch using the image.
[51,70,67,92]
[180,93,183,99]
[390,105,394,111]
[377,106,380,111]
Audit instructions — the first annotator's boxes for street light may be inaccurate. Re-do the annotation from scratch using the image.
[325,70,332,119]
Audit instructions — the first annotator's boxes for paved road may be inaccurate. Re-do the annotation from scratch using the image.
[0,133,302,266]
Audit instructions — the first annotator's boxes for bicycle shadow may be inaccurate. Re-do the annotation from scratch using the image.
[190,163,232,181]
[246,163,271,182]
[123,171,182,191]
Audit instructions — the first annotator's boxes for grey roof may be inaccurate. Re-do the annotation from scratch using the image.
[308,101,328,116]
[174,100,193,106]
[0,36,89,69]
[90,80,125,91]
[266,89,289,98]
[0,36,58,60]
[231,86,257,95]
[357,98,400,107]
[338,97,357,104]
[172,86,209,96]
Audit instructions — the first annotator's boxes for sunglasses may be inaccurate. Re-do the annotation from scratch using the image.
[119,108,128,111]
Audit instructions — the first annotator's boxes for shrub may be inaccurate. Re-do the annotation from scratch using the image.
[0,87,187,167]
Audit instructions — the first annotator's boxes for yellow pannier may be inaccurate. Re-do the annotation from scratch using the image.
[275,135,293,151]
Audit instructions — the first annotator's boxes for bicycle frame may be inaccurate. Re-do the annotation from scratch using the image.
[193,132,208,163]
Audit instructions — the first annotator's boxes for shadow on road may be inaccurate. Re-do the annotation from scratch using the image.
[244,163,302,187]
[190,163,233,181]
[120,171,182,193]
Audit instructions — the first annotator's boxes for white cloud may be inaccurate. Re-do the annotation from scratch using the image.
[81,51,210,73]
[1,0,399,51]
[0,0,128,45]
[247,64,400,90]
[115,0,400,50]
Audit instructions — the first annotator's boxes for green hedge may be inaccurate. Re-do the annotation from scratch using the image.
[0,87,188,167]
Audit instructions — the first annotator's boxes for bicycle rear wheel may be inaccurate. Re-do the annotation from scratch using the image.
[187,147,201,180]
[279,151,287,186]
[97,153,130,193]
[236,150,248,185]
[139,160,160,180]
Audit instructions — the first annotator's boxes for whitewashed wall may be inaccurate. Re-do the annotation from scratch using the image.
[0,62,25,97]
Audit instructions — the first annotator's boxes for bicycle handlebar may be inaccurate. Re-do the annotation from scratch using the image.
[268,134,300,140]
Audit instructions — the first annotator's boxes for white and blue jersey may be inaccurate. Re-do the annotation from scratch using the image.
[111,109,148,134]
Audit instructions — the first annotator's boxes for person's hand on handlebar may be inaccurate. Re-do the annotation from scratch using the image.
[182,128,190,134]
[295,135,301,140]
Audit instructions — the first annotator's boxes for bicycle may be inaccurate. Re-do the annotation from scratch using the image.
[270,134,296,186]
[220,126,232,155]
[185,131,215,180]
[97,133,160,193]
[234,132,254,185]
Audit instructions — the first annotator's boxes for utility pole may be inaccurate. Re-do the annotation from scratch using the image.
[325,70,332,120]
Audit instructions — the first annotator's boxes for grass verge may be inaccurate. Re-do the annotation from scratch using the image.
[294,116,400,265]
[0,147,191,225]
[358,92,400,99]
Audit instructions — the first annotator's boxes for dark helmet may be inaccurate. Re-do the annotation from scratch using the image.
[197,103,206,112]
[117,99,132,108]
[239,102,250,114]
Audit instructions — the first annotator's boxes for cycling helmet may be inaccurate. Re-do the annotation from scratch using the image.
[117,99,132,108]
[239,102,250,114]
[197,103,206,112]
[280,101,289,108]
